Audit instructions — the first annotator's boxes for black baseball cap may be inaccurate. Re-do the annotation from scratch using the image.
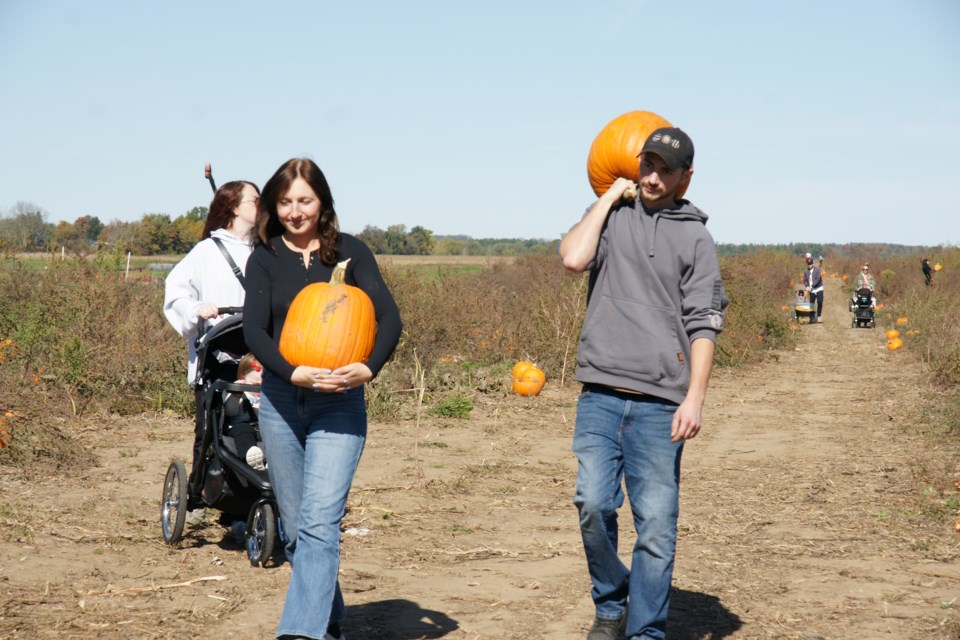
[639,127,695,171]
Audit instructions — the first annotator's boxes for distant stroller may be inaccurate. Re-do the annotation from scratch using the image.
[850,288,876,329]
[794,289,816,324]
[160,309,279,566]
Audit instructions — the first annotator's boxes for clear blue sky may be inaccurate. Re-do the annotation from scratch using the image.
[1,1,957,246]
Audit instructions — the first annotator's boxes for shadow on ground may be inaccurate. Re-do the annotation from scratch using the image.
[343,599,459,639]
[668,588,743,639]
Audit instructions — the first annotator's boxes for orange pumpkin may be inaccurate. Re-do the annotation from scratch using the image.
[586,110,689,199]
[512,360,535,379]
[513,365,546,397]
[895,316,909,326]
[885,329,900,340]
[279,259,376,370]
[886,338,903,351]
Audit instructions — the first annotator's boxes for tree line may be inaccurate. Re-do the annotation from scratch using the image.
[0,203,560,256]
[1,202,937,259]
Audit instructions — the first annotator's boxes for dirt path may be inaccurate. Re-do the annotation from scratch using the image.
[1,277,958,639]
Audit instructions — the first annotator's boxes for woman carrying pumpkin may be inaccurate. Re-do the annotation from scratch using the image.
[243,158,401,640]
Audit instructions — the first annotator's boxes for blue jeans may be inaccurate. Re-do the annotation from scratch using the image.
[259,373,367,640]
[572,385,683,640]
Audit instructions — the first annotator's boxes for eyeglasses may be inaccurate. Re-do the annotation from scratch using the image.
[241,196,260,206]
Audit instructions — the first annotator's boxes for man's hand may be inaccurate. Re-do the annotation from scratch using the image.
[671,395,703,442]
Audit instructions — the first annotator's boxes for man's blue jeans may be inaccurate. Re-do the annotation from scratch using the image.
[259,373,366,640]
[572,384,683,640]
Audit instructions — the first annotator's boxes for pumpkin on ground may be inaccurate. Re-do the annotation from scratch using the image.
[512,360,535,379]
[279,259,376,370]
[512,362,546,397]
[586,110,689,199]
[886,338,904,351]
[885,329,900,340]
[895,316,909,326]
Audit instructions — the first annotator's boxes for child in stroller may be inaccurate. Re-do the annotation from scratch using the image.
[161,310,279,567]
[850,287,876,328]
[223,353,266,471]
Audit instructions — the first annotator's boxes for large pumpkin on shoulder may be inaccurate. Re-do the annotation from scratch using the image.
[586,110,689,199]
[279,259,376,370]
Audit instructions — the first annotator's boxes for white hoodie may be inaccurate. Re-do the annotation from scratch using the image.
[163,228,253,383]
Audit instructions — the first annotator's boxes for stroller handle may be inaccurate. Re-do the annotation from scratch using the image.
[195,306,244,345]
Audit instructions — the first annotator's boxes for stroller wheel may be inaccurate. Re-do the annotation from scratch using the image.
[246,501,277,567]
[161,460,189,544]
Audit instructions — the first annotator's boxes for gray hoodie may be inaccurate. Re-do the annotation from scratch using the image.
[575,198,727,404]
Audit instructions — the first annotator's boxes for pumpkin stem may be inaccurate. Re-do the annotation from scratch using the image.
[330,259,351,285]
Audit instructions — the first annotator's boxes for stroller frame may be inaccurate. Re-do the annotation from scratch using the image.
[161,309,279,566]
[850,287,876,329]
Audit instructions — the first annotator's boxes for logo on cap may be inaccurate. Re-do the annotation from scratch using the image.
[651,133,681,149]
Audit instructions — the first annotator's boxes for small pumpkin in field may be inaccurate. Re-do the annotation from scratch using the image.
[512,360,535,379]
[586,110,689,199]
[934,263,943,271]
[279,259,376,370]
[885,329,900,340]
[512,362,546,397]
[895,316,909,326]
[841,275,848,282]
[886,338,904,351]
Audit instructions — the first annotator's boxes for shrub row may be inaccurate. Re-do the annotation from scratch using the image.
[1,248,802,425]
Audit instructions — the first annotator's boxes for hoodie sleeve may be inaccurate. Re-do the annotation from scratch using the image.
[163,248,204,339]
[680,233,727,342]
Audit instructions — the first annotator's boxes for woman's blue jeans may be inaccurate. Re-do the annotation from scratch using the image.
[259,373,367,640]
[572,385,683,640]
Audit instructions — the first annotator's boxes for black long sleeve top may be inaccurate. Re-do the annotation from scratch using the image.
[242,233,402,383]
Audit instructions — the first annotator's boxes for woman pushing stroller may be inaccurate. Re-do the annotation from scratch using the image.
[851,263,877,309]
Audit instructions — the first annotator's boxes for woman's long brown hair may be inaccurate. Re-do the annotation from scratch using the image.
[255,158,339,265]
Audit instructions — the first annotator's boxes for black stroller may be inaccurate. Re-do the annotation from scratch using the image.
[161,309,279,566]
[850,288,876,328]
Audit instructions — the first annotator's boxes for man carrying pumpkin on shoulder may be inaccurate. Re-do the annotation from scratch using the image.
[560,127,727,640]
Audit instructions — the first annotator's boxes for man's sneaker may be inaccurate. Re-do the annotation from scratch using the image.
[324,621,346,640]
[587,615,624,640]
[245,446,266,471]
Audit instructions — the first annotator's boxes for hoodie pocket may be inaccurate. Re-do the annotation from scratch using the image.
[580,294,684,383]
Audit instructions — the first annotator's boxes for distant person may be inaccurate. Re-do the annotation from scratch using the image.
[163,180,260,516]
[803,257,824,322]
[222,353,265,471]
[922,258,932,286]
[243,157,402,640]
[560,127,727,640]
[852,263,877,308]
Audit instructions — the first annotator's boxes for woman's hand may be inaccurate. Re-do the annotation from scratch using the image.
[291,363,373,393]
[197,303,221,320]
